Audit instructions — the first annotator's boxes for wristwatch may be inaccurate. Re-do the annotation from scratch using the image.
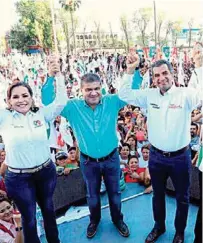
[15,226,23,232]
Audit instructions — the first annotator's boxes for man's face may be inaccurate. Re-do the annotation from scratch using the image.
[57,158,67,167]
[0,151,5,162]
[66,86,72,96]
[68,150,76,161]
[190,125,198,137]
[153,64,173,94]
[142,148,149,161]
[81,81,102,108]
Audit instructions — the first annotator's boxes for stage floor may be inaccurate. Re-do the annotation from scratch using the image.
[41,183,198,243]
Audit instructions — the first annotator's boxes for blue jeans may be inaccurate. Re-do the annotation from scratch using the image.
[148,147,191,233]
[80,150,123,224]
[5,161,60,243]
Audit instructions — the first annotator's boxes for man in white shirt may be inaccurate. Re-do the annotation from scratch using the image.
[118,52,202,243]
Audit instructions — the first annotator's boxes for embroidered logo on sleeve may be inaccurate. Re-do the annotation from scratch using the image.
[168,104,182,109]
[33,120,43,128]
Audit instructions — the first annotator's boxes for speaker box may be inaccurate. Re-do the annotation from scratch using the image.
[166,166,200,201]
[53,168,87,212]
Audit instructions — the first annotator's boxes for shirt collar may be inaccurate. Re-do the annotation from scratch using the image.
[12,109,34,117]
[0,219,13,230]
[159,84,176,96]
[83,97,103,107]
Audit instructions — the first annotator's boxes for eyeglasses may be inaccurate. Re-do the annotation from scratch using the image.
[0,205,12,214]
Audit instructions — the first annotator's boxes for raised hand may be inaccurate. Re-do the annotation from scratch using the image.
[192,43,203,68]
[13,210,22,227]
[126,48,140,75]
[48,55,61,77]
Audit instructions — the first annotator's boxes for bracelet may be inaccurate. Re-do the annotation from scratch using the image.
[15,227,23,232]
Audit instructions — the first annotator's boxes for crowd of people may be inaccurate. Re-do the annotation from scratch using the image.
[0,42,202,243]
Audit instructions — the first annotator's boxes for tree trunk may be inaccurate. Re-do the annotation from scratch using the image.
[70,10,76,54]
[124,31,129,52]
[109,23,117,51]
[62,20,70,54]
[141,31,145,47]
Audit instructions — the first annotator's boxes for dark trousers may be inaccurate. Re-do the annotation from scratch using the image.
[194,170,202,243]
[149,147,191,233]
[5,161,60,243]
[80,151,123,224]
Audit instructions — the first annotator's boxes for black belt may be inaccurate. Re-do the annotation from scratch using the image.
[151,145,189,157]
[80,148,117,162]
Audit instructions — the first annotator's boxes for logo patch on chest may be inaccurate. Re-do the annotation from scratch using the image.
[33,120,43,128]
[168,104,182,109]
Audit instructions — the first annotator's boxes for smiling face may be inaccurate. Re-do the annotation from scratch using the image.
[0,201,13,222]
[81,81,102,108]
[128,157,139,171]
[56,158,67,167]
[153,64,174,94]
[8,86,33,115]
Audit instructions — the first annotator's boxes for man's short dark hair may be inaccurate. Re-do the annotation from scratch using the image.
[191,122,199,130]
[119,143,131,153]
[151,59,174,76]
[81,73,101,87]
[141,144,150,151]
[125,111,132,117]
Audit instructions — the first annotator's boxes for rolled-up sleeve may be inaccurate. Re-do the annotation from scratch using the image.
[41,75,67,122]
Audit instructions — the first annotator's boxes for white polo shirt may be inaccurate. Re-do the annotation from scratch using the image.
[0,219,17,243]
[0,76,67,169]
[118,74,203,152]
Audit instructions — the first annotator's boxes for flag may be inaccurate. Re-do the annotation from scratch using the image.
[149,46,156,58]
[143,47,149,58]
[162,46,170,58]
[132,70,143,89]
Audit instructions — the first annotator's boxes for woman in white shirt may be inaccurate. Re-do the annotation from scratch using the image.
[0,196,23,243]
[1,60,66,243]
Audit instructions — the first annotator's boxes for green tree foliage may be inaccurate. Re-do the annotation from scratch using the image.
[132,8,153,47]
[10,0,52,51]
[59,0,81,53]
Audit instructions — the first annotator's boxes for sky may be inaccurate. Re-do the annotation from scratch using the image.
[0,0,202,36]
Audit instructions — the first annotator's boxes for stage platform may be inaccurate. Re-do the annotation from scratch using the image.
[41,183,198,243]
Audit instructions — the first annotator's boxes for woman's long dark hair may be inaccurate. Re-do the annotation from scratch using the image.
[7,82,39,113]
